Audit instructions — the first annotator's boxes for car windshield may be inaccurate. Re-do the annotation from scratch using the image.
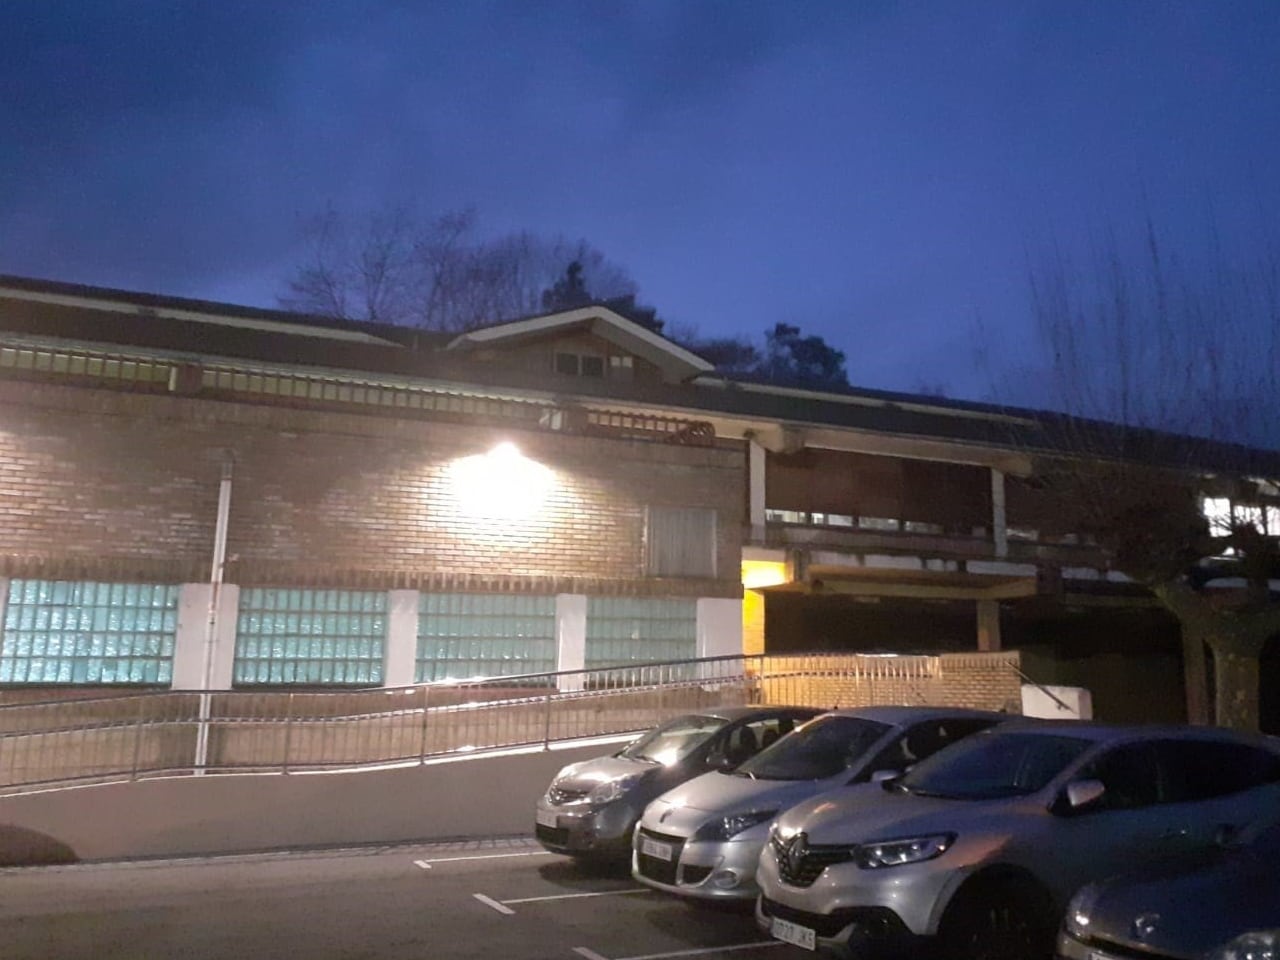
[894,731,1093,800]
[618,714,728,765]
[733,715,892,781]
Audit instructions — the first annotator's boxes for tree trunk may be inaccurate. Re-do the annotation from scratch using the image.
[1179,626,1211,725]
[1211,640,1263,732]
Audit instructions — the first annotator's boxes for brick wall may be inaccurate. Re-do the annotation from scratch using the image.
[758,651,1023,713]
[0,380,744,595]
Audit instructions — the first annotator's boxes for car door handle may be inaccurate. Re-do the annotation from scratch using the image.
[1159,828,1189,840]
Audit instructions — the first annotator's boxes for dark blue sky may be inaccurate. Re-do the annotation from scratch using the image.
[2,1,1278,402]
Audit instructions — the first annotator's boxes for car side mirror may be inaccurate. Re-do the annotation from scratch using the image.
[870,769,901,783]
[1065,778,1106,810]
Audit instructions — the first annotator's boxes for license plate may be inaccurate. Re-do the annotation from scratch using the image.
[771,917,816,951]
[535,808,558,828]
[639,836,674,861]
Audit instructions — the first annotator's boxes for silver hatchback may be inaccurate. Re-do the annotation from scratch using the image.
[632,706,1003,901]
[756,721,1280,960]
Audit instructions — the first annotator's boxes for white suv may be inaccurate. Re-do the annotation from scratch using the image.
[756,721,1280,960]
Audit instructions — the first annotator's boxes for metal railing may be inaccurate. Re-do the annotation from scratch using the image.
[0,652,1020,794]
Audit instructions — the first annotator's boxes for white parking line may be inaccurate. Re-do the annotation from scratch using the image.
[615,942,784,960]
[504,888,649,905]
[572,949,610,960]
[472,893,516,915]
[415,850,554,868]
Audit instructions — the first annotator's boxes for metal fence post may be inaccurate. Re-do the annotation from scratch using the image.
[419,683,431,764]
[542,685,553,750]
[130,695,146,780]
[282,693,295,775]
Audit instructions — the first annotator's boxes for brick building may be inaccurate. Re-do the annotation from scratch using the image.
[0,275,1276,724]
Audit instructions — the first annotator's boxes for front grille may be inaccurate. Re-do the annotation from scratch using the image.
[770,834,855,887]
[1073,936,1182,960]
[760,898,906,940]
[536,824,569,847]
[635,828,685,885]
[681,864,712,885]
[547,786,589,804]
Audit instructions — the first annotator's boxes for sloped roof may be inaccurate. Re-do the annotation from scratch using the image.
[444,304,714,380]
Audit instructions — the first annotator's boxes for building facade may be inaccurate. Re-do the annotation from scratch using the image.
[0,276,1276,725]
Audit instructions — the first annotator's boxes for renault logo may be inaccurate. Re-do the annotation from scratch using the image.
[783,832,809,876]
[1132,913,1161,942]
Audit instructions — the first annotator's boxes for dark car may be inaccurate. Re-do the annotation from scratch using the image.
[1057,814,1280,960]
[534,705,822,860]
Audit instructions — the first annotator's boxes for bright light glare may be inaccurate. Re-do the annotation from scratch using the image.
[742,560,788,589]
[450,442,553,520]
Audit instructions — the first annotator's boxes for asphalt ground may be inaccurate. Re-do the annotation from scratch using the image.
[0,837,818,960]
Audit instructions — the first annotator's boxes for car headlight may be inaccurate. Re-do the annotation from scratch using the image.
[853,834,954,869]
[1208,930,1280,960]
[691,810,778,842]
[1063,884,1102,940]
[588,773,642,805]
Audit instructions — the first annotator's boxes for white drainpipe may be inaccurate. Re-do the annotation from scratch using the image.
[194,458,233,772]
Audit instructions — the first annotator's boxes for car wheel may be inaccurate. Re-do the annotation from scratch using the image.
[937,878,1055,960]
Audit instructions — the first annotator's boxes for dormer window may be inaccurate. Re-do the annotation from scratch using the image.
[554,351,606,378]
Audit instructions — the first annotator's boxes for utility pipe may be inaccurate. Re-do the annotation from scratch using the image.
[194,458,233,773]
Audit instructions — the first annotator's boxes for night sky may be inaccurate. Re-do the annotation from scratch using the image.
[2,1,1278,403]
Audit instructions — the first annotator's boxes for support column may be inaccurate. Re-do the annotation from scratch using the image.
[384,589,419,688]
[0,578,8,656]
[976,599,1002,652]
[555,594,587,692]
[748,436,767,542]
[991,468,1008,558]
[173,582,239,689]
[697,597,744,660]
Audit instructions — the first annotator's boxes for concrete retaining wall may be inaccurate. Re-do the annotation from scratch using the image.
[0,739,624,864]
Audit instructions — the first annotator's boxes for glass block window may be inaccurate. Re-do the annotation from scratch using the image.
[416,593,555,682]
[0,580,178,684]
[585,597,697,669]
[234,589,386,685]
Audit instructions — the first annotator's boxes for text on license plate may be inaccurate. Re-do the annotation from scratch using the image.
[639,837,673,861]
[771,917,816,951]
[535,809,558,828]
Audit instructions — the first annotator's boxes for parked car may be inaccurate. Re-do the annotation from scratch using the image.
[632,705,1004,901]
[755,721,1280,960]
[534,705,822,860]
[1057,814,1280,960]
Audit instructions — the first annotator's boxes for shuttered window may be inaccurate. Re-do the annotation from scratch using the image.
[645,507,716,577]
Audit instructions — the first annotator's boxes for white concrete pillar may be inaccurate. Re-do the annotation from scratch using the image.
[991,468,1008,558]
[697,597,743,660]
[977,599,1002,652]
[555,594,587,692]
[384,589,420,688]
[748,436,767,542]
[173,583,239,690]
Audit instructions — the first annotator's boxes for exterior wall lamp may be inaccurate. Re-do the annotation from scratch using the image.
[449,441,554,520]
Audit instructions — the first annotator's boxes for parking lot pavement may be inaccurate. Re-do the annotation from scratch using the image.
[0,837,815,960]
[417,839,812,960]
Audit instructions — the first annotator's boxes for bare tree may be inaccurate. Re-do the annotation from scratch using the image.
[998,218,1280,730]
[280,206,637,331]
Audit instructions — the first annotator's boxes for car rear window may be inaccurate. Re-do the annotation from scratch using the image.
[733,715,892,781]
